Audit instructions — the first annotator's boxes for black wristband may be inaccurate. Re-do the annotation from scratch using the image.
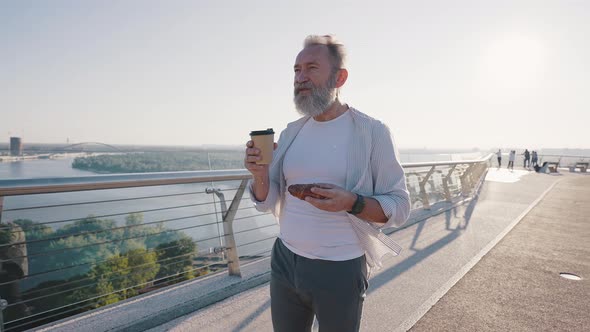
[347,194,365,215]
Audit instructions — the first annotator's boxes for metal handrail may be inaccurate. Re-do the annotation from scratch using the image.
[537,154,589,163]
[536,154,589,171]
[402,153,493,168]
[0,154,493,331]
[0,155,494,197]
[0,169,251,196]
[536,154,589,159]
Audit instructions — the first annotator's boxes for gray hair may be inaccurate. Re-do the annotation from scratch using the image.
[303,35,347,72]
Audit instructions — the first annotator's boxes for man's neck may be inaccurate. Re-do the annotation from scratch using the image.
[313,101,348,122]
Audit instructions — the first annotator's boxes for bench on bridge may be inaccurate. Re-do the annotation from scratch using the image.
[546,161,560,173]
[569,162,589,173]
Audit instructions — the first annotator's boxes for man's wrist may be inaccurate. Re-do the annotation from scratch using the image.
[347,193,365,215]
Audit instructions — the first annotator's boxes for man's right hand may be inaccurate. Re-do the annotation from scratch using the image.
[244,140,272,177]
[244,140,277,201]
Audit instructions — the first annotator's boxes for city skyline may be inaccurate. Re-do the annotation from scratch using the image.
[1,1,589,150]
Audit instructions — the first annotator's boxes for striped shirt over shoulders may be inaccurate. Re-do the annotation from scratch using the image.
[249,107,410,273]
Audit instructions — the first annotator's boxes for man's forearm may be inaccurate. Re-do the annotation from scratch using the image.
[252,176,270,202]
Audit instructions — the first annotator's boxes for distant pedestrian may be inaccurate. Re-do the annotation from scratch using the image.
[523,149,530,168]
[508,150,515,170]
[531,151,538,167]
[496,149,502,167]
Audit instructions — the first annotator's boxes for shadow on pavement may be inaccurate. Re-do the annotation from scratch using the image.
[231,298,271,332]
[369,193,480,295]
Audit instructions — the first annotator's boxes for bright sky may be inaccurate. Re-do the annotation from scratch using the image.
[1,1,588,149]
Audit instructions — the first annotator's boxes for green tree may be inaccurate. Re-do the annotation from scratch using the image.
[10,213,203,328]
[0,227,13,244]
[125,213,143,226]
[68,248,159,306]
[155,237,196,283]
[124,248,159,297]
[94,277,120,307]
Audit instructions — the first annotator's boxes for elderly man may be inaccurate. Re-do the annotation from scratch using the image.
[245,35,410,332]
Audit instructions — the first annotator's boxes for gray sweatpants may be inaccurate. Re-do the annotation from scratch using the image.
[270,238,368,332]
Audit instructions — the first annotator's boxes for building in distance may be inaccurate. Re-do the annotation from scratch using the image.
[10,137,23,156]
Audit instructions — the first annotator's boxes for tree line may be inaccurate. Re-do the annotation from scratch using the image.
[72,151,244,173]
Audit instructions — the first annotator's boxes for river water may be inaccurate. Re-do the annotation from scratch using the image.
[0,158,96,179]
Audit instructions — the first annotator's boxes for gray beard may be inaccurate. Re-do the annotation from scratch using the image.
[293,78,338,117]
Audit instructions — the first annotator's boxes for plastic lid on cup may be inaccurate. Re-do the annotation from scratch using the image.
[250,128,274,136]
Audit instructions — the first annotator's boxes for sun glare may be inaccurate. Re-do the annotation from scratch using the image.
[481,33,546,92]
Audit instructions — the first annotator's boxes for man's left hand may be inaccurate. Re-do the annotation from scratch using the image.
[304,183,356,212]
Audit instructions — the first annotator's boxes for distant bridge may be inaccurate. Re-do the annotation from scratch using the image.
[60,142,122,152]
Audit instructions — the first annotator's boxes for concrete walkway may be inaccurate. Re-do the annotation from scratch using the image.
[145,169,582,332]
[410,174,590,332]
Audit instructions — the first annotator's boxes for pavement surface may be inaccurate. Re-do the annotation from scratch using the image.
[145,169,581,332]
[410,174,590,332]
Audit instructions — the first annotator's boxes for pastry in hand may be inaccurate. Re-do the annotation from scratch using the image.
[288,184,326,200]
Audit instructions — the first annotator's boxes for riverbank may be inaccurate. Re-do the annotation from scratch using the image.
[0,153,95,163]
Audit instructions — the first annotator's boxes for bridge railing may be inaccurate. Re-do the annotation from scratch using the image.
[0,154,492,331]
[536,154,589,170]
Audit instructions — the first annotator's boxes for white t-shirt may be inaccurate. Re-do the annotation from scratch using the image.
[280,110,363,260]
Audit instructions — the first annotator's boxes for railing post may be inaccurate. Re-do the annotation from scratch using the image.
[477,163,488,187]
[442,165,457,201]
[221,179,249,277]
[0,196,4,332]
[0,297,7,332]
[472,162,488,193]
[471,164,480,190]
[206,187,226,253]
[460,164,475,196]
[0,196,4,222]
[206,181,247,277]
[419,166,436,209]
